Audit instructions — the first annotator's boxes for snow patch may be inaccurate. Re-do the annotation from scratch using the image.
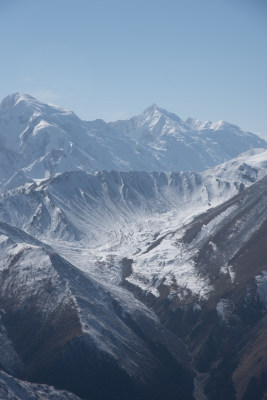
[216,299,233,323]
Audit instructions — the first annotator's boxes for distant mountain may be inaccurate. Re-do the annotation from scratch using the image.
[107,103,267,171]
[0,93,266,186]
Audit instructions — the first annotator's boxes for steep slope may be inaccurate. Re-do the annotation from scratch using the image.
[1,93,267,399]
[127,174,267,400]
[107,104,266,171]
[0,94,266,185]
[0,221,194,400]
[0,93,160,183]
[0,148,266,286]
[0,370,81,400]
[1,151,267,399]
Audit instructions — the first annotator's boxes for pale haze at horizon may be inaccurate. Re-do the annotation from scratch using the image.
[0,0,266,137]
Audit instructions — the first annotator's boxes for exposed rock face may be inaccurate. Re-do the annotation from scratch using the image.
[1,173,267,398]
[0,222,194,400]
[1,94,267,399]
[125,175,267,400]
[0,369,81,400]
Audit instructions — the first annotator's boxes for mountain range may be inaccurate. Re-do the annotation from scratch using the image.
[0,93,266,187]
[0,93,267,399]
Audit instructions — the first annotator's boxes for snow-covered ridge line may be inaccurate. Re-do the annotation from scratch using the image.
[1,148,267,302]
[0,93,266,185]
[0,148,263,246]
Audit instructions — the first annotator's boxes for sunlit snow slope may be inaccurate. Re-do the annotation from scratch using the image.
[0,93,266,186]
[1,148,267,301]
[1,93,267,400]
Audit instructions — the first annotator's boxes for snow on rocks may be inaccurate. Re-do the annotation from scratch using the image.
[0,93,266,185]
[1,148,267,302]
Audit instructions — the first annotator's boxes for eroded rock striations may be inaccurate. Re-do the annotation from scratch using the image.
[1,94,267,399]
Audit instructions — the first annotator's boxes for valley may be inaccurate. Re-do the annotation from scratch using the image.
[1,94,267,399]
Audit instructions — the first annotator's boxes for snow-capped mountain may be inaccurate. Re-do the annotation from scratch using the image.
[107,103,267,171]
[2,148,267,399]
[0,148,266,261]
[1,93,267,399]
[0,147,266,309]
[0,93,266,186]
[0,147,266,297]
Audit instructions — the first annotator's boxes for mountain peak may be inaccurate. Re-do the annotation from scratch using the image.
[0,93,37,109]
[143,103,161,114]
[142,103,182,123]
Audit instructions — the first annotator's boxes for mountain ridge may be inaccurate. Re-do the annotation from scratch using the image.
[0,93,266,186]
[1,93,267,399]
[2,148,267,399]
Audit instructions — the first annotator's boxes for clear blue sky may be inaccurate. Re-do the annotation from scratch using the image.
[0,0,266,136]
